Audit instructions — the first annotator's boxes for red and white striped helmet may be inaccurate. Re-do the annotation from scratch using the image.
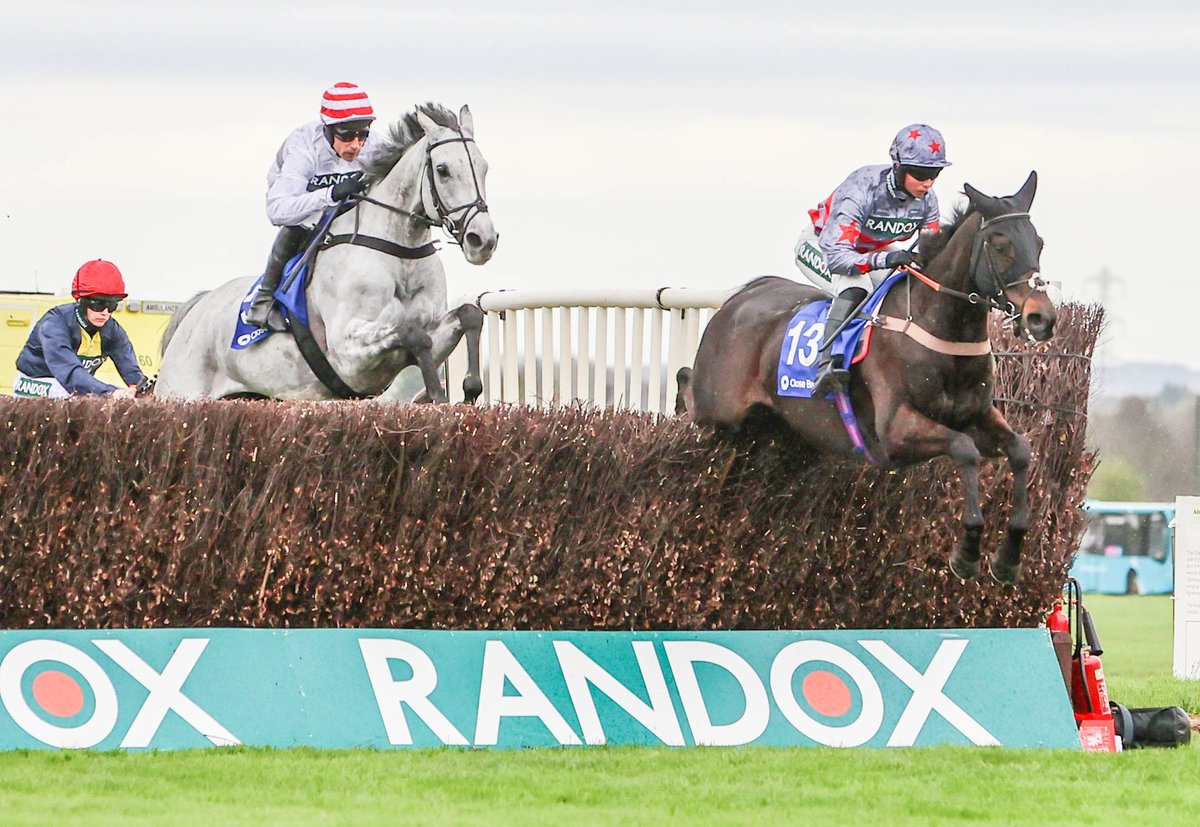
[319,82,376,126]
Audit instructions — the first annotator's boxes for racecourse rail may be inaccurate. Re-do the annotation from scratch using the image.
[444,286,734,412]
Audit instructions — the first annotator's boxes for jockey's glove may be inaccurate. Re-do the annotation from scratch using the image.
[331,176,368,202]
[883,250,916,269]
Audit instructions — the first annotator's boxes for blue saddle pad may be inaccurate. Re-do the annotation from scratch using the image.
[231,209,344,350]
[230,255,311,350]
[776,271,905,398]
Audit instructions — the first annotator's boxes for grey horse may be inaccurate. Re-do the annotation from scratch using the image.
[156,103,496,401]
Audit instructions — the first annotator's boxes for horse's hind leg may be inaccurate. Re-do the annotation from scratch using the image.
[675,367,694,417]
[970,406,1031,586]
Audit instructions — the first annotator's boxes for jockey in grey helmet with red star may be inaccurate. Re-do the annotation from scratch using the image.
[246,82,383,328]
[793,123,950,397]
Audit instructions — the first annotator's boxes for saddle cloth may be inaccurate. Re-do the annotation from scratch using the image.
[230,255,311,351]
[776,270,905,398]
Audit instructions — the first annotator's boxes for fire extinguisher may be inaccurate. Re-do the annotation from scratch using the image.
[1046,598,1069,634]
[1063,578,1112,722]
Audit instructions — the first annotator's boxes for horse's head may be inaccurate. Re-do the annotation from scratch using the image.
[963,171,1056,342]
[416,105,498,265]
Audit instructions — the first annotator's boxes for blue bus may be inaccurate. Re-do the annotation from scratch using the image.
[1068,500,1176,594]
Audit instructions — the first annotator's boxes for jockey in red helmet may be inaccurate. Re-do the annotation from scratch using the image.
[14,260,147,398]
[245,82,382,328]
[794,123,950,397]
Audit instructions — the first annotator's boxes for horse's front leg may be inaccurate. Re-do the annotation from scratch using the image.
[452,304,484,404]
[880,406,986,581]
[398,323,447,403]
[409,304,484,404]
[968,405,1032,586]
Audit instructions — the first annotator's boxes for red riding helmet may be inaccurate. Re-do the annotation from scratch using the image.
[71,259,128,299]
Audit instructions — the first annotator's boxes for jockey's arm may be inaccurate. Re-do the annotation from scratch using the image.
[818,195,887,277]
[265,146,336,228]
[106,324,147,388]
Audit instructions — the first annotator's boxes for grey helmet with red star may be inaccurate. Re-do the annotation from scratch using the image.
[888,124,951,168]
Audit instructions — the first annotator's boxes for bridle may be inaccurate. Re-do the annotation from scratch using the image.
[350,126,489,247]
[906,211,1050,325]
[968,211,1050,317]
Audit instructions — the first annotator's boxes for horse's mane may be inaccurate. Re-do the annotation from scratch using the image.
[917,200,976,265]
[362,102,461,183]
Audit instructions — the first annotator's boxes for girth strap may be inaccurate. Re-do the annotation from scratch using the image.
[287,315,368,400]
[321,234,438,260]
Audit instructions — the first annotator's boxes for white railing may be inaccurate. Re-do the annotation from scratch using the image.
[445,286,735,413]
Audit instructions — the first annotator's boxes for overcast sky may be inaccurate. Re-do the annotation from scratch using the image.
[2,0,1198,369]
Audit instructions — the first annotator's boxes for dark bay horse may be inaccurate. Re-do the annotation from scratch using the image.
[678,172,1056,585]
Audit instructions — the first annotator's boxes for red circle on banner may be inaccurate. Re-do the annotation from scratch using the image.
[801,670,852,717]
[32,670,86,718]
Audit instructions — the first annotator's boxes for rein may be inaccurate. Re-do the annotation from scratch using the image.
[343,128,489,251]
[894,210,1052,336]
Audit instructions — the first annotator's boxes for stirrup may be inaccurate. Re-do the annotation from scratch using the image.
[812,364,849,397]
[244,297,274,328]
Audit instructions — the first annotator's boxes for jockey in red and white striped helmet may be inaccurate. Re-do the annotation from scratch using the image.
[247,82,383,328]
[319,81,377,143]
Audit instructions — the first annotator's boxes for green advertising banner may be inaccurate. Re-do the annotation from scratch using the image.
[0,628,1078,751]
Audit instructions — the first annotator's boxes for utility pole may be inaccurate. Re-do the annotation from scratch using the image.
[1194,396,1200,494]
[1085,267,1124,373]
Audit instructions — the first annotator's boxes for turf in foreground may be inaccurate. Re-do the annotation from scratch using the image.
[2,744,1199,826]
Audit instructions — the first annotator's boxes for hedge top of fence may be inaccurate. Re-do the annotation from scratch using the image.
[0,303,1102,631]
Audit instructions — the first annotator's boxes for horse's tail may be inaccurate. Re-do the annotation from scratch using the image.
[674,366,694,418]
[160,291,210,356]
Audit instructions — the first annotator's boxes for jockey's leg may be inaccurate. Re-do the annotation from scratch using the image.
[812,285,867,398]
[246,225,307,328]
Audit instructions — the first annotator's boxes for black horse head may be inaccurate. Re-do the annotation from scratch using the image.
[963,172,1055,341]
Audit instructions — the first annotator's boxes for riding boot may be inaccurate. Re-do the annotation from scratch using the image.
[245,225,308,328]
[812,287,868,398]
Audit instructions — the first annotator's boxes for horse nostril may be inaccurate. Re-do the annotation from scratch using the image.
[1026,312,1054,338]
[465,232,482,249]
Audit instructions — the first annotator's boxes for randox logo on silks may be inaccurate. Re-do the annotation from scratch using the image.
[79,355,108,373]
[864,215,922,241]
[0,629,1079,751]
[13,376,53,397]
[308,171,363,192]
[795,241,832,282]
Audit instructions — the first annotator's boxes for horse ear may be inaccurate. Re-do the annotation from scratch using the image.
[1014,170,1038,209]
[416,108,438,136]
[963,182,988,212]
[459,105,474,137]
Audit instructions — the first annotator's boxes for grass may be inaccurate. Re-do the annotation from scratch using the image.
[3,744,1200,826]
[1079,594,1200,712]
[2,596,1196,826]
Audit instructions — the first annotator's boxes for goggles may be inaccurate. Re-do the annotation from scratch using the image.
[81,297,120,313]
[903,165,942,182]
[332,127,370,142]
